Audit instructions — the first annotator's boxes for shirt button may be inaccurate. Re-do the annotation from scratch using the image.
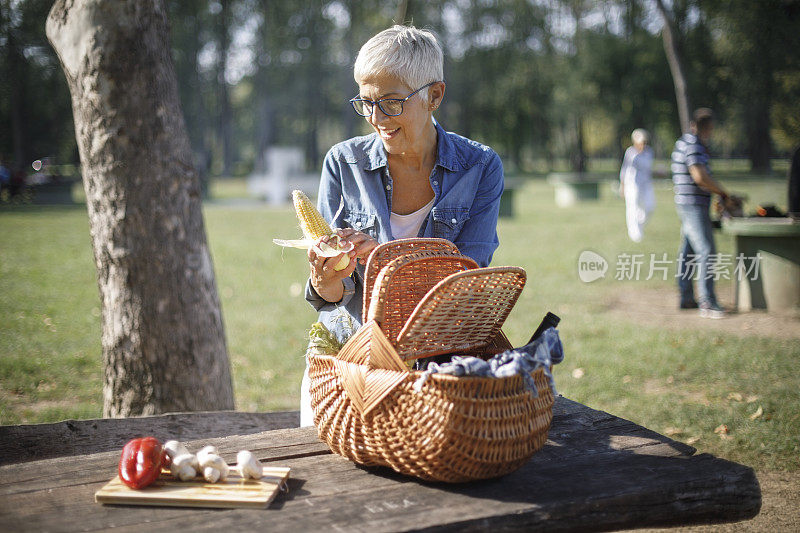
[386,184,391,191]
[433,180,439,186]
[355,221,362,228]
[451,218,457,224]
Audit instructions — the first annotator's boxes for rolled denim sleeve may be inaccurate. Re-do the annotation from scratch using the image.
[453,152,503,267]
[304,275,356,311]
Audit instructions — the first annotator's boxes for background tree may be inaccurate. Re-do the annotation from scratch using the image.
[3,0,798,185]
[46,0,235,417]
[214,0,236,178]
[704,0,800,172]
[168,0,214,192]
[655,0,692,134]
[0,0,75,168]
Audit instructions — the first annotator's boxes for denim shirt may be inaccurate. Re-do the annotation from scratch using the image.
[304,120,503,342]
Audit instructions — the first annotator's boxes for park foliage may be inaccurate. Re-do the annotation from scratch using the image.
[1,0,799,179]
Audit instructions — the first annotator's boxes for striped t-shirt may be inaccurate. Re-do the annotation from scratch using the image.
[671,133,712,205]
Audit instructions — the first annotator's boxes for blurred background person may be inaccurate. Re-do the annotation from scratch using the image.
[671,108,733,318]
[619,128,655,242]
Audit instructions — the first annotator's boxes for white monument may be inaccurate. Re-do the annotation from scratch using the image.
[248,146,316,205]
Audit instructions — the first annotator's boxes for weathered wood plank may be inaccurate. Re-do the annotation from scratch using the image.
[0,398,760,532]
[0,453,395,530]
[0,398,685,495]
[0,426,326,495]
[40,449,755,533]
[0,410,300,465]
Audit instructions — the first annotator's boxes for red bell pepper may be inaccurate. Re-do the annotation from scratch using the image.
[118,437,166,490]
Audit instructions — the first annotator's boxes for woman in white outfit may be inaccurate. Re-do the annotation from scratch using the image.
[619,128,656,242]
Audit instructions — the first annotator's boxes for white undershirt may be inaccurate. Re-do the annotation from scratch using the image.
[390,196,435,240]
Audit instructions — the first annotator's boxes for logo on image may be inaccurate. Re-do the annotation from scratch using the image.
[578,250,608,283]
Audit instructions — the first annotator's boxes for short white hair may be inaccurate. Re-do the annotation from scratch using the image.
[631,128,649,144]
[353,25,443,97]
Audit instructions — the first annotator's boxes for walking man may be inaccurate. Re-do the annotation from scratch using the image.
[671,108,733,319]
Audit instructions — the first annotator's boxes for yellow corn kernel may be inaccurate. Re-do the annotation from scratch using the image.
[292,190,350,271]
[292,190,333,240]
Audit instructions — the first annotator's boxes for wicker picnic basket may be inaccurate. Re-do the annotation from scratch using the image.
[307,238,555,483]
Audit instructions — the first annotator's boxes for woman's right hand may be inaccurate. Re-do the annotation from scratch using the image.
[308,235,357,303]
[336,228,379,266]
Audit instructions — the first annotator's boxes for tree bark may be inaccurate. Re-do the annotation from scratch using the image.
[46,0,235,417]
[655,0,691,134]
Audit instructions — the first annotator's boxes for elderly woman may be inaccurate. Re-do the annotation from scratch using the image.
[300,25,504,425]
[619,128,656,242]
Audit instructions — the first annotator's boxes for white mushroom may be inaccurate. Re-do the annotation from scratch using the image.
[202,466,220,483]
[170,453,197,481]
[163,440,189,461]
[198,451,229,482]
[236,450,263,480]
[195,445,218,466]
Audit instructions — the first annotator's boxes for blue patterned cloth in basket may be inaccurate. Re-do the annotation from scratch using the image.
[412,327,564,396]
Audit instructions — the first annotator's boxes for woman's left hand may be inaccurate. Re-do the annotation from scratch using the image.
[336,228,378,265]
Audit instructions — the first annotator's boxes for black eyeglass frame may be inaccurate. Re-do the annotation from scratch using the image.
[349,81,441,117]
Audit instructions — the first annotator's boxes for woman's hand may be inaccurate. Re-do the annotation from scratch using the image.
[308,235,357,303]
[336,228,378,266]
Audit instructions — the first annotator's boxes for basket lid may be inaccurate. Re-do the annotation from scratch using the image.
[367,252,479,346]
[395,266,527,360]
[362,238,461,321]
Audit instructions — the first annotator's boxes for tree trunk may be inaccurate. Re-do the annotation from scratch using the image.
[741,22,773,174]
[182,2,211,196]
[745,98,772,173]
[571,115,586,173]
[395,0,409,24]
[252,0,275,174]
[655,0,691,134]
[217,0,234,177]
[6,29,26,167]
[46,0,235,417]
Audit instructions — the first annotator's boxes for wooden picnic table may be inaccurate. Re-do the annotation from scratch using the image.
[0,397,760,532]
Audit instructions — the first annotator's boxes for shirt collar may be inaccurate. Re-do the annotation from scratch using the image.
[363,119,460,172]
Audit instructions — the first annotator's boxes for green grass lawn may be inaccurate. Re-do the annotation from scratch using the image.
[1,171,797,473]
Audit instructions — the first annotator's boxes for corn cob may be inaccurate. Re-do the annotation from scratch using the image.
[274,190,351,271]
[293,190,334,241]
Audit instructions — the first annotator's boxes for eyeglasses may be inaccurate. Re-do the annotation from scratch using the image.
[350,81,439,117]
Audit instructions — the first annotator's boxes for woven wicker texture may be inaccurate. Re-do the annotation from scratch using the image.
[307,238,554,483]
[394,266,527,361]
[335,321,409,414]
[367,252,478,351]
[308,347,554,483]
[363,238,460,321]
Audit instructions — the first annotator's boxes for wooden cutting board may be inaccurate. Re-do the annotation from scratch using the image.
[95,466,290,509]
